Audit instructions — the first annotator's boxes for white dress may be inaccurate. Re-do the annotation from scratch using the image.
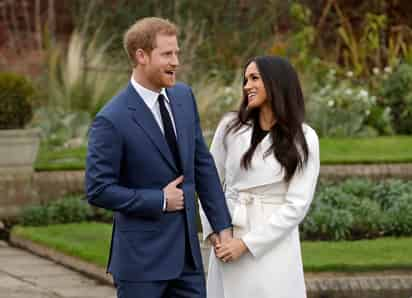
[200,114,320,298]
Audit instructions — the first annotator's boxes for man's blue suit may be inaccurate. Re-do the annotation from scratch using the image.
[85,82,231,287]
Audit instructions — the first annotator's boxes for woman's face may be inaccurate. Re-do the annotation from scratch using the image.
[243,62,268,109]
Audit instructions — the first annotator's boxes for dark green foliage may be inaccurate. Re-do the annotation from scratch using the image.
[92,207,114,223]
[340,178,375,198]
[371,179,412,210]
[0,72,35,129]
[301,204,354,241]
[20,196,93,226]
[20,205,49,227]
[20,195,114,226]
[384,193,412,236]
[301,179,412,241]
[70,0,284,81]
[349,198,383,238]
[379,63,412,134]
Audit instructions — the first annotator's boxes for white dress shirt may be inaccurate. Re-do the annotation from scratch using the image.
[130,77,178,211]
[130,77,177,135]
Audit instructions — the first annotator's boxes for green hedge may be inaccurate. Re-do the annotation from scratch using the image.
[35,136,412,172]
[20,179,412,241]
[301,179,412,240]
[20,196,112,226]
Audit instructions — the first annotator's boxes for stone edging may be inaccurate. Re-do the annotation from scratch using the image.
[2,164,412,218]
[10,233,412,298]
[305,275,412,298]
[320,163,412,179]
[9,233,113,285]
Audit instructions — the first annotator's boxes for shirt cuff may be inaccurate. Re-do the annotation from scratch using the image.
[162,192,167,211]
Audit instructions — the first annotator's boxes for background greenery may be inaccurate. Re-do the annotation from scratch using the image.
[3,1,412,145]
[34,136,412,171]
[19,178,412,241]
[13,223,412,272]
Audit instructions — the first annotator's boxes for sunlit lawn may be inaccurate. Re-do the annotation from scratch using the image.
[13,223,412,272]
[35,136,412,171]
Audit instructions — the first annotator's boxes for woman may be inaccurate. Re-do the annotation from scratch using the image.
[200,56,320,298]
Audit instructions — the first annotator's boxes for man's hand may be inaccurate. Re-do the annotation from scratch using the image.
[207,233,221,247]
[215,238,248,262]
[218,228,233,244]
[163,176,184,212]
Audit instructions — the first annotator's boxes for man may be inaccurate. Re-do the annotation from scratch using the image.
[85,17,232,298]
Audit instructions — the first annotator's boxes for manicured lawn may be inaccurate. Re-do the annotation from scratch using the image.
[12,223,412,272]
[302,238,412,272]
[13,222,111,267]
[34,136,412,171]
[320,136,412,164]
[35,146,87,171]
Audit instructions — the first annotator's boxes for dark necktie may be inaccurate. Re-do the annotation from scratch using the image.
[158,94,182,172]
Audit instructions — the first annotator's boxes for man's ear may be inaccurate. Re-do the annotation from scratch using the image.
[135,49,148,65]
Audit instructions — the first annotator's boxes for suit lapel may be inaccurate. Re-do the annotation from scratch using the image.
[125,83,178,172]
[167,88,188,173]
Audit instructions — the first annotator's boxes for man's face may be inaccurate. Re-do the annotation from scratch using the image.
[138,34,180,92]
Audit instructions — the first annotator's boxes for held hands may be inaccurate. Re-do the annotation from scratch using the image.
[208,229,249,262]
[215,238,248,262]
[163,176,184,212]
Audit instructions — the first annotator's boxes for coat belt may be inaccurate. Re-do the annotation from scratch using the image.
[226,190,284,229]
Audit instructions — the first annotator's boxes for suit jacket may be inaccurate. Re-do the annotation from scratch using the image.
[85,82,231,281]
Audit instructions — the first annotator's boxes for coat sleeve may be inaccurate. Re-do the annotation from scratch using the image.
[190,91,232,238]
[85,116,164,218]
[199,114,231,240]
[242,127,320,258]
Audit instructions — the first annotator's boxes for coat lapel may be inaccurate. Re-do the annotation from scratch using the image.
[167,88,188,173]
[125,83,178,172]
[232,126,285,191]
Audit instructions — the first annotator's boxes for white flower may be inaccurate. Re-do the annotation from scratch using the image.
[384,66,392,73]
[365,109,370,116]
[344,89,353,95]
[359,89,368,98]
[346,71,354,78]
[327,100,334,107]
[372,67,380,75]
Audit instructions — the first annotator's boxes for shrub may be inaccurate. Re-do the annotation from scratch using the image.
[306,69,382,137]
[302,204,353,240]
[384,193,412,236]
[0,72,35,129]
[47,196,93,224]
[301,178,412,241]
[339,178,374,198]
[92,207,113,223]
[349,198,383,239]
[20,205,49,226]
[378,63,412,134]
[20,196,93,226]
[371,179,412,210]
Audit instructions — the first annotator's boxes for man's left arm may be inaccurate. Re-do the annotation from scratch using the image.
[189,88,232,234]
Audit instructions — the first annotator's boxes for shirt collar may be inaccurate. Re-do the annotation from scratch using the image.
[130,77,170,110]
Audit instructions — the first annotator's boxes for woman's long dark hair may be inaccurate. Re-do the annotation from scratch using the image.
[226,56,309,182]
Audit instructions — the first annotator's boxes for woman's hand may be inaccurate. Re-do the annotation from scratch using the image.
[215,238,248,262]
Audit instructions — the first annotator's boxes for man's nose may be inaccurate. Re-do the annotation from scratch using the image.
[171,54,179,67]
